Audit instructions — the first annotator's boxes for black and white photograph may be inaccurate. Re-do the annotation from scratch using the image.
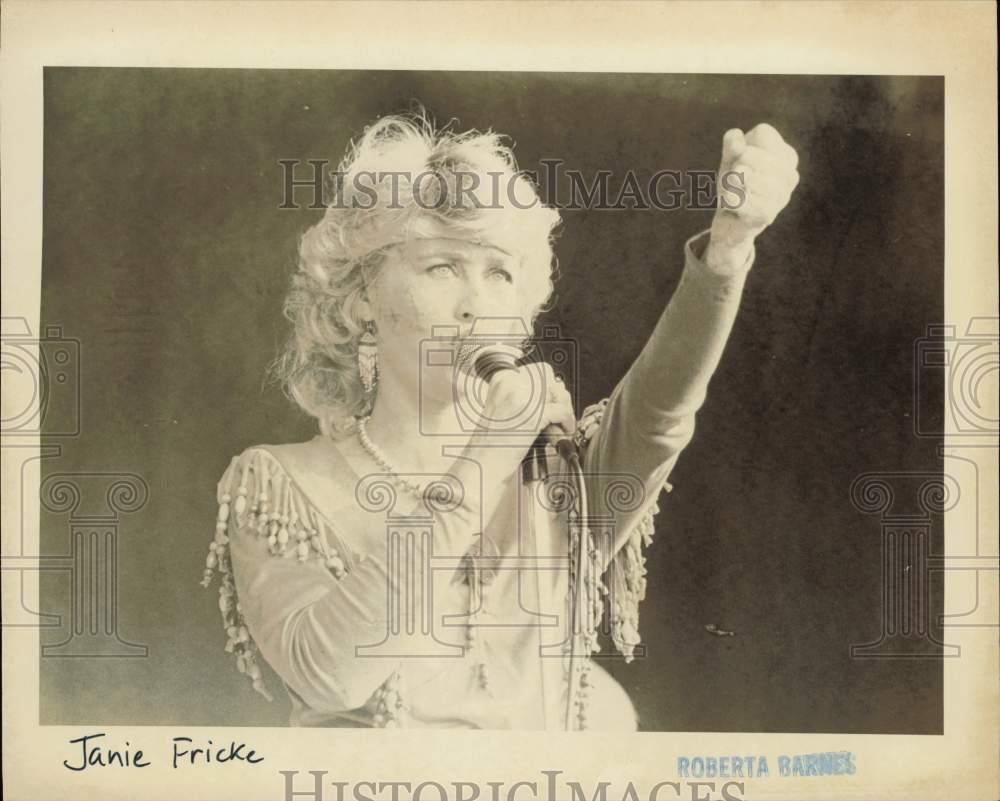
[2,3,997,800]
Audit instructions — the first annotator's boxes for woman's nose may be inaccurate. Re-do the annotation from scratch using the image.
[455,280,487,322]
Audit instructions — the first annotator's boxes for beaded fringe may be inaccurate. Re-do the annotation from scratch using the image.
[460,544,497,696]
[573,398,672,665]
[564,509,597,729]
[200,450,353,700]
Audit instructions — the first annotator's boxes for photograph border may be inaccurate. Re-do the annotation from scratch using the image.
[2,3,997,800]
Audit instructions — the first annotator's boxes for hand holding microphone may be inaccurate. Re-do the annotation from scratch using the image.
[460,343,578,471]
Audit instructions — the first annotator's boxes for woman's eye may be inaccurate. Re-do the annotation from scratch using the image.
[428,263,457,277]
[488,269,514,284]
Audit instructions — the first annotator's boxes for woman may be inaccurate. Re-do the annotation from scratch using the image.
[201,110,799,730]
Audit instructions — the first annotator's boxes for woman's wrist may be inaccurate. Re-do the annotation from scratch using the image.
[704,237,754,276]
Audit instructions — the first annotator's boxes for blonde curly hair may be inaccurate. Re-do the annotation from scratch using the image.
[271,109,563,437]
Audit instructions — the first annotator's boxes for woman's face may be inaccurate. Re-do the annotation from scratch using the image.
[360,229,529,404]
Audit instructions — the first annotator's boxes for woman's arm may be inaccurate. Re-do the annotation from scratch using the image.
[581,228,753,566]
[577,124,799,660]
[228,522,397,712]
[213,447,487,716]
[583,122,801,567]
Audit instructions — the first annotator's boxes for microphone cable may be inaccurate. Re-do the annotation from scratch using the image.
[560,445,590,730]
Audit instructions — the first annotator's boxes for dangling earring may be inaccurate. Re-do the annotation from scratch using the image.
[358,320,379,394]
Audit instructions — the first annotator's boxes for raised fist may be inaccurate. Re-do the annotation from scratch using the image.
[709,123,800,266]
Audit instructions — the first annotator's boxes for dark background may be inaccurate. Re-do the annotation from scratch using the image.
[39,69,944,732]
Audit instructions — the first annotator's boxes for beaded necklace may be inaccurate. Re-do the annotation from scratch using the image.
[355,416,426,500]
[355,415,494,696]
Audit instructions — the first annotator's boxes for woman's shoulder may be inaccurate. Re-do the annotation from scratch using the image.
[217,435,359,497]
[221,435,330,467]
[214,434,367,570]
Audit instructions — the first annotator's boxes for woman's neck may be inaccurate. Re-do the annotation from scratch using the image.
[363,384,473,474]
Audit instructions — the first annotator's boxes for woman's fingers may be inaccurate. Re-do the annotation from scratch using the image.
[548,399,578,442]
[483,361,575,442]
[540,362,576,440]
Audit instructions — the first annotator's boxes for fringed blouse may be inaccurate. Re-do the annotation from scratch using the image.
[201,230,753,729]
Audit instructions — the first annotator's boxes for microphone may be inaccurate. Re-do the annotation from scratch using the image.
[457,342,578,480]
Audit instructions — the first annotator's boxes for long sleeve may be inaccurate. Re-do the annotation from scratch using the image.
[204,446,478,720]
[584,228,752,557]
[228,514,395,713]
[579,228,753,656]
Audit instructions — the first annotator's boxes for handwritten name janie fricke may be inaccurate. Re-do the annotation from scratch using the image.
[62,732,264,771]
